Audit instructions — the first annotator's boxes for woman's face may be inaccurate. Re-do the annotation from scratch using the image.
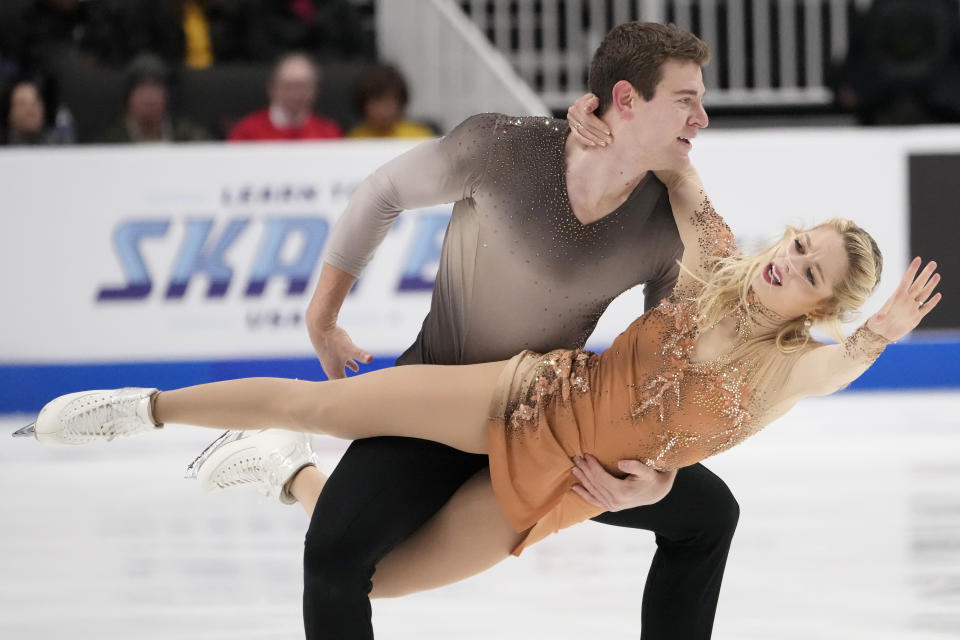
[750,226,849,320]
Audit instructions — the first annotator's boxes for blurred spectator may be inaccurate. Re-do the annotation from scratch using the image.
[103,54,210,143]
[227,52,341,142]
[836,0,960,125]
[1,77,73,145]
[5,0,128,77]
[124,0,262,70]
[347,64,434,139]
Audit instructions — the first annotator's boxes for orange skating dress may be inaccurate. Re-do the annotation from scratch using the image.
[486,207,888,556]
[487,292,759,555]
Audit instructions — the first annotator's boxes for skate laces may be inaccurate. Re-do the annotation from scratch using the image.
[214,450,289,494]
[63,394,147,440]
[215,455,266,489]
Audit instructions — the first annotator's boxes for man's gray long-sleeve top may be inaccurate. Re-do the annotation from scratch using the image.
[323,113,683,366]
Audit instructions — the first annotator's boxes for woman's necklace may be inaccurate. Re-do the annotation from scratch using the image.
[733,291,785,343]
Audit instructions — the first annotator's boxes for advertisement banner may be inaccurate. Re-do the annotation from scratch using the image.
[2,140,441,362]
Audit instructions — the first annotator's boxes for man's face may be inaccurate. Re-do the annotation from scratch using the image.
[624,59,708,169]
[269,57,317,119]
[9,83,45,135]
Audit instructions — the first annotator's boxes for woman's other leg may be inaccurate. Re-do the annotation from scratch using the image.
[369,468,522,597]
[153,361,506,454]
[289,464,519,596]
[302,438,489,640]
[289,465,327,517]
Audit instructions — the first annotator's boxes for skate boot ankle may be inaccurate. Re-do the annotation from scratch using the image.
[187,429,318,505]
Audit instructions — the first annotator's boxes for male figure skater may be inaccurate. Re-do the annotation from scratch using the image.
[286,22,738,639]
[170,21,727,638]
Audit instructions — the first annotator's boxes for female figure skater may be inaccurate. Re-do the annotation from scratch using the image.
[19,162,940,567]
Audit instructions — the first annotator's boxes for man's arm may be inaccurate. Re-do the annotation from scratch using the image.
[305,263,371,377]
[308,113,498,378]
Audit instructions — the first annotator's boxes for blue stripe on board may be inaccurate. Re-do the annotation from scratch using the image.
[0,357,396,415]
[1,342,957,414]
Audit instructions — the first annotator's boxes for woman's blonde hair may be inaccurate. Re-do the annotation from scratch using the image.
[696,219,883,353]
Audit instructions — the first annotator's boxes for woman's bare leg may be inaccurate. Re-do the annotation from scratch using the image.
[370,469,523,597]
[289,466,327,517]
[289,465,519,594]
[153,361,507,454]
[288,465,522,598]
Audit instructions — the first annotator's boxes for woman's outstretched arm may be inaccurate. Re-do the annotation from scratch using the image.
[781,257,942,400]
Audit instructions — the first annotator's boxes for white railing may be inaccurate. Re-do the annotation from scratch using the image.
[458,0,880,109]
[376,0,549,132]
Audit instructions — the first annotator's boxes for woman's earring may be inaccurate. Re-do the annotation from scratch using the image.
[803,316,813,330]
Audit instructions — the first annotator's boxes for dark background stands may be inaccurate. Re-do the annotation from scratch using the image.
[835,0,960,125]
[0,0,376,143]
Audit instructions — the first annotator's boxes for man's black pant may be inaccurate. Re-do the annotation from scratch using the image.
[303,436,739,639]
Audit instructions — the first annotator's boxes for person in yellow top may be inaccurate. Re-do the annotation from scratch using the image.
[347,64,436,138]
[182,0,214,69]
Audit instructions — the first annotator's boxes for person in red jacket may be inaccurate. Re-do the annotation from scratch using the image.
[228,51,342,142]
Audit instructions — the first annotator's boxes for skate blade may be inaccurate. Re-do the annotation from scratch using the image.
[13,423,36,438]
[184,429,245,479]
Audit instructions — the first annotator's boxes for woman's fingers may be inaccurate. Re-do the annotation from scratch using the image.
[578,106,611,142]
[916,272,941,304]
[898,257,923,294]
[885,258,933,316]
[920,292,943,317]
[567,110,604,146]
[567,93,613,146]
[908,260,938,293]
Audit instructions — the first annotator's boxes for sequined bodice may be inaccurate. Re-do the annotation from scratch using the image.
[588,296,757,470]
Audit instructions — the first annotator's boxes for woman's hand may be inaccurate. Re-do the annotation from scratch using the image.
[566,93,612,147]
[866,257,941,342]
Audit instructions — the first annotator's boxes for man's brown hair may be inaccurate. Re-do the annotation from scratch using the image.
[589,22,710,114]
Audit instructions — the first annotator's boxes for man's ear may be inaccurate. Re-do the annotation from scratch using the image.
[611,80,639,119]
